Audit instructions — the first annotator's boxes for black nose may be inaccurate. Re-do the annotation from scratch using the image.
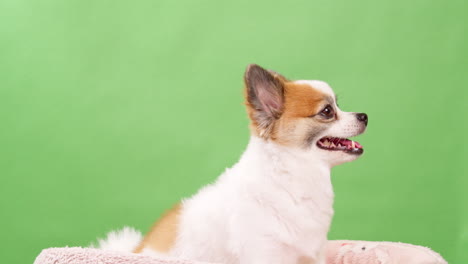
[356,113,368,126]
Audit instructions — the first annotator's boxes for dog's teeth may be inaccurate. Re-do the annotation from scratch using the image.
[330,142,336,148]
[351,141,355,148]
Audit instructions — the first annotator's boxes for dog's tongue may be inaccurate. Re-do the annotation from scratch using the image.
[334,138,362,149]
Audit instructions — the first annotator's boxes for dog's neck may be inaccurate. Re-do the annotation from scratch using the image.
[233,136,334,207]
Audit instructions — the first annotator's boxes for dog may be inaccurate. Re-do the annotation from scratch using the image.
[98,64,368,264]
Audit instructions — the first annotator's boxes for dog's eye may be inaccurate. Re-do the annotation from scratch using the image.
[320,105,335,119]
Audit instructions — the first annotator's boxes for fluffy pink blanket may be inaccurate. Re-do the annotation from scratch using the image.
[34,240,447,264]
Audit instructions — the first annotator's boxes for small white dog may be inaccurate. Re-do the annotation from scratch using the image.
[99,64,368,264]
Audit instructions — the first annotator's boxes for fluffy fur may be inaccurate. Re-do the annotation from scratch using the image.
[99,64,368,264]
[96,227,142,252]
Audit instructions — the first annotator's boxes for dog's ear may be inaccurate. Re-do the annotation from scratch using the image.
[244,64,286,137]
[267,69,288,83]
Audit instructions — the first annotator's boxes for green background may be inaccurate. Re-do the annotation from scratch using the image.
[1,0,466,263]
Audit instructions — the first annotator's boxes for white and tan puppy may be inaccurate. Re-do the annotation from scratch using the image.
[100,64,368,264]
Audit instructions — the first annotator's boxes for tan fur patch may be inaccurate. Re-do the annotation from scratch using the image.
[134,203,181,253]
[270,82,329,146]
[245,81,325,134]
[282,82,327,118]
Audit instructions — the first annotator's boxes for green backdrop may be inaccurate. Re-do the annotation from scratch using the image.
[1,0,466,263]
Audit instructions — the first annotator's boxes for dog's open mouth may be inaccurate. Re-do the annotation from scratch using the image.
[317,137,363,155]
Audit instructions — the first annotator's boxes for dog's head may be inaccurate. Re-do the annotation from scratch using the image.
[244,64,368,166]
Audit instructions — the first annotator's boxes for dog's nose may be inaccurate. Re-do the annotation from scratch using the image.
[356,113,368,126]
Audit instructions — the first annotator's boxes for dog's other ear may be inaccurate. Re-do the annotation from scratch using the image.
[244,64,286,137]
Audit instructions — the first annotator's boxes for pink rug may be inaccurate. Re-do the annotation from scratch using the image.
[34,240,447,264]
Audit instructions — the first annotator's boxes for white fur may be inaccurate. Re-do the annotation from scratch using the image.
[138,80,365,264]
[165,136,333,264]
[295,80,334,95]
[97,227,142,252]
